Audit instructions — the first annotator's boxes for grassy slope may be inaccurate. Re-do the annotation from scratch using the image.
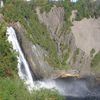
[0,77,64,100]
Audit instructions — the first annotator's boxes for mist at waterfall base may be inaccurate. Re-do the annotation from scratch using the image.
[6,27,100,100]
[56,77,100,100]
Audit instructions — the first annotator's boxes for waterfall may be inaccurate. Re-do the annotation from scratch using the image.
[6,26,57,91]
[6,27,34,90]
[0,0,4,8]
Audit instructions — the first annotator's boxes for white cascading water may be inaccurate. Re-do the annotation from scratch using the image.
[0,0,4,8]
[6,27,58,91]
[26,0,31,1]
[6,27,34,90]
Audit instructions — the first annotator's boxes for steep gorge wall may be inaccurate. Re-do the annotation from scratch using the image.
[6,5,100,78]
[71,18,100,76]
[12,22,54,79]
[36,6,98,76]
[12,22,75,79]
[36,6,65,57]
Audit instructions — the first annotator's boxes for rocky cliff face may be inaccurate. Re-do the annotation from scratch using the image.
[36,6,65,57]
[72,18,100,55]
[12,22,54,79]
[71,18,100,76]
[12,22,75,79]
[36,6,100,76]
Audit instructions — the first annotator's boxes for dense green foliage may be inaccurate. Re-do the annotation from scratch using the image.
[75,0,100,20]
[2,0,60,68]
[0,78,64,100]
[0,22,17,77]
[60,0,100,21]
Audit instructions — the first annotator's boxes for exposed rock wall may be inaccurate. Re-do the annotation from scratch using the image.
[36,6,64,57]
[71,17,100,75]
[36,6,92,76]
[71,18,100,55]
[12,22,80,79]
[12,22,54,79]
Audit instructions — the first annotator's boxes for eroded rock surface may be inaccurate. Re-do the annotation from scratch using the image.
[36,6,64,56]
[12,22,79,79]
[12,22,54,79]
[36,7,92,76]
[71,18,100,55]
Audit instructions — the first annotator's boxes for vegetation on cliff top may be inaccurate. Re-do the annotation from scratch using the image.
[1,0,61,68]
[74,0,100,20]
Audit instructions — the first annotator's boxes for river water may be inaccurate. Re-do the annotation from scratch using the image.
[6,27,100,100]
[55,77,100,100]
